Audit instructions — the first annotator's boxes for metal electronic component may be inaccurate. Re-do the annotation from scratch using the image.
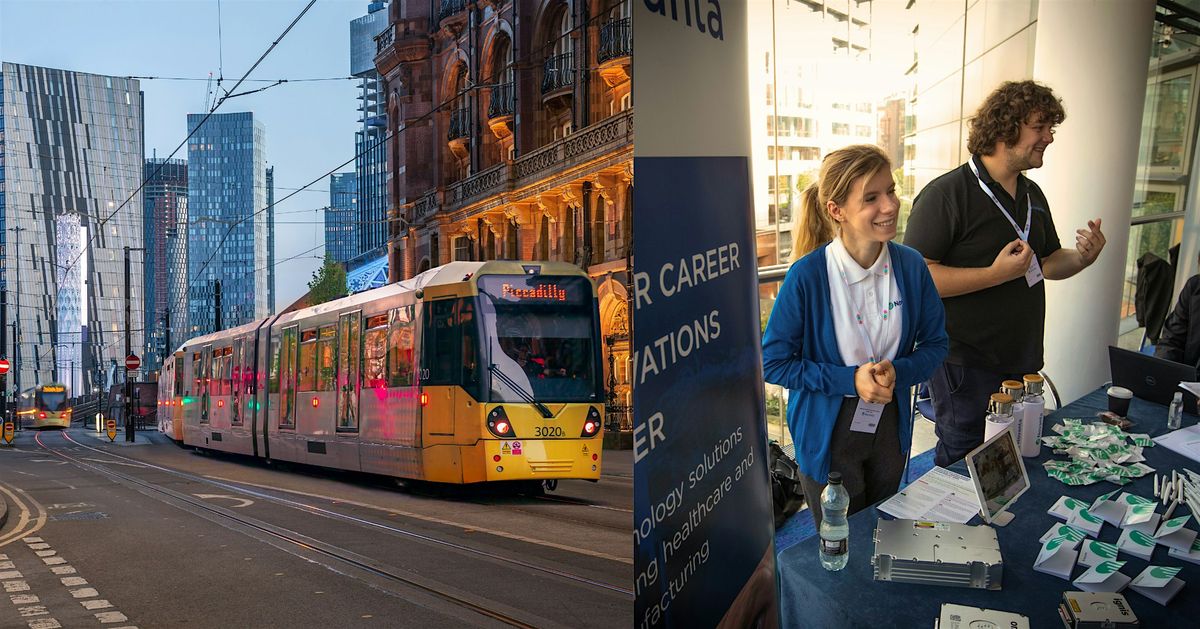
[935,603,1029,629]
[872,519,1003,590]
[1058,592,1139,629]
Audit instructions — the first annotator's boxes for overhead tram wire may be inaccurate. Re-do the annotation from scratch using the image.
[48,0,318,289]
[23,0,319,369]
[160,0,629,335]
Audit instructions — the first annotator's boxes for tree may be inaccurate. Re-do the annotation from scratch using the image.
[307,254,348,305]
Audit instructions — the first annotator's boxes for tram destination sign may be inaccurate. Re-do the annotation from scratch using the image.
[478,276,589,305]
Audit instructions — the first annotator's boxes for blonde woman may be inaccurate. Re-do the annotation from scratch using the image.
[762,145,948,528]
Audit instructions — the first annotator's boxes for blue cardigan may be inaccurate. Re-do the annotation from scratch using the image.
[762,241,948,483]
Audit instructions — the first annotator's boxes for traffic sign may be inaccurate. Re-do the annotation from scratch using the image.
[0,359,9,376]
[125,354,141,370]
[2,421,13,444]
[106,419,117,442]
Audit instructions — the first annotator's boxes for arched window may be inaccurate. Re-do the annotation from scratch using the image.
[488,35,514,119]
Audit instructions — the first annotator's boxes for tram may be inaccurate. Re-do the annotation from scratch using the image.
[164,261,605,486]
[22,383,72,429]
[158,352,185,441]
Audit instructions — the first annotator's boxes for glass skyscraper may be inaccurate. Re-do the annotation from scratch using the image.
[143,157,187,369]
[186,112,271,336]
[326,172,359,263]
[0,62,145,395]
[351,1,390,262]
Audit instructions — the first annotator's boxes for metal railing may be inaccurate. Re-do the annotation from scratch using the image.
[541,52,575,94]
[447,108,471,142]
[598,17,632,64]
[488,82,515,119]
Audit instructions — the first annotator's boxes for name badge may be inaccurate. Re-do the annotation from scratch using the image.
[1025,255,1044,287]
[850,399,885,433]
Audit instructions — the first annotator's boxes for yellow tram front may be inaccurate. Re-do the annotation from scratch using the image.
[31,383,72,429]
[419,264,605,484]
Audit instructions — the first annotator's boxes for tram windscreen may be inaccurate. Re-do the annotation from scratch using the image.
[39,386,68,411]
[477,275,600,403]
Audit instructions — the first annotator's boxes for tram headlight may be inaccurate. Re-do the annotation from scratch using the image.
[487,407,516,438]
[581,406,602,437]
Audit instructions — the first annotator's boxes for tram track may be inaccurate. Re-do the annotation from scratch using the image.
[38,433,632,604]
[34,432,564,628]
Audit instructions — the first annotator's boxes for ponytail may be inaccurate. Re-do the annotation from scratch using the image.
[792,183,834,262]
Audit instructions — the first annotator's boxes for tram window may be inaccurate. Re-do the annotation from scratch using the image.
[388,306,415,387]
[174,354,184,396]
[364,314,388,387]
[459,300,481,396]
[298,331,317,392]
[268,337,281,394]
[423,300,459,385]
[317,326,337,392]
[232,340,243,396]
[192,353,202,395]
[280,327,298,428]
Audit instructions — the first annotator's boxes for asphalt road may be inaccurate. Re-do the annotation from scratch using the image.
[0,427,633,628]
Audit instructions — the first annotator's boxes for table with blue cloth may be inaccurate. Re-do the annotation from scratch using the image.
[778,387,1200,628]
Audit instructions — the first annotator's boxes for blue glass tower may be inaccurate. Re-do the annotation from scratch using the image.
[351,2,390,261]
[326,173,359,264]
[186,112,270,336]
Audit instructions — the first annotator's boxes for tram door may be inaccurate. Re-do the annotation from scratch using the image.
[232,338,243,426]
[201,345,212,423]
[337,311,361,432]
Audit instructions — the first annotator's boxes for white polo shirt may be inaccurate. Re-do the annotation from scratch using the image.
[826,237,902,370]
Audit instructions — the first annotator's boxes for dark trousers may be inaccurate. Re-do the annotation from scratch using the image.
[930,362,1024,468]
[799,397,904,531]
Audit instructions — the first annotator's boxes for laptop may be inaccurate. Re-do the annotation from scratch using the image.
[1108,345,1198,414]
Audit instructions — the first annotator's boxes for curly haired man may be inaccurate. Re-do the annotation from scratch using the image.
[903,80,1108,467]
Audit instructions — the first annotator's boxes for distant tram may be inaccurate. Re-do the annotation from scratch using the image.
[22,383,72,429]
[160,261,605,487]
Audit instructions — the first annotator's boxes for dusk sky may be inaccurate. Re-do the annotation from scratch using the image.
[1,0,374,308]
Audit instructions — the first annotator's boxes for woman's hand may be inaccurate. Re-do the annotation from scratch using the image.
[855,363,893,404]
[871,359,896,389]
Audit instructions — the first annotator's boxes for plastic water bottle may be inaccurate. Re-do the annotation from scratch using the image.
[1168,392,1183,430]
[819,472,850,571]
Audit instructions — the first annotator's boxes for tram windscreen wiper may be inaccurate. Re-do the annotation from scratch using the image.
[488,364,554,418]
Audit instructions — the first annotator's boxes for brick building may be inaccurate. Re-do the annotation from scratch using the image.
[374,0,632,426]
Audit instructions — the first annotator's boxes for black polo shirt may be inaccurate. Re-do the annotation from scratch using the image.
[903,155,1062,373]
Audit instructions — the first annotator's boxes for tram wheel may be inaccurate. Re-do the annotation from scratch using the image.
[542,479,558,493]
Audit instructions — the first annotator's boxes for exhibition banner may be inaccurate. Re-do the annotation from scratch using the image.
[633,2,777,627]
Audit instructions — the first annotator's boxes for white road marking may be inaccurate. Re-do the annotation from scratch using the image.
[60,577,87,587]
[81,599,112,610]
[44,505,89,511]
[18,605,48,617]
[26,544,49,550]
[0,562,14,569]
[70,588,98,599]
[10,594,39,604]
[40,558,65,566]
[28,460,66,466]
[20,540,40,545]
[95,611,128,624]
[192,494,254,508]
[0,571,23,579]
[4,581,30,592]
[207,476,633,565]
[34,551,55,558]
[27,618,61,629]
[49,567,75,575]
[81,458,145,468]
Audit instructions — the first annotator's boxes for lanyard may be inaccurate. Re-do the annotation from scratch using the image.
[832,242,894,364]
[968,158,1031,241]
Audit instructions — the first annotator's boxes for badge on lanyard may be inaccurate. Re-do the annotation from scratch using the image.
[851,400,884,433]
[969,160,1042,287]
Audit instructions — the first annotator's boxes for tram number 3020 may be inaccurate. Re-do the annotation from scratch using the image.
[534,426,564,437]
